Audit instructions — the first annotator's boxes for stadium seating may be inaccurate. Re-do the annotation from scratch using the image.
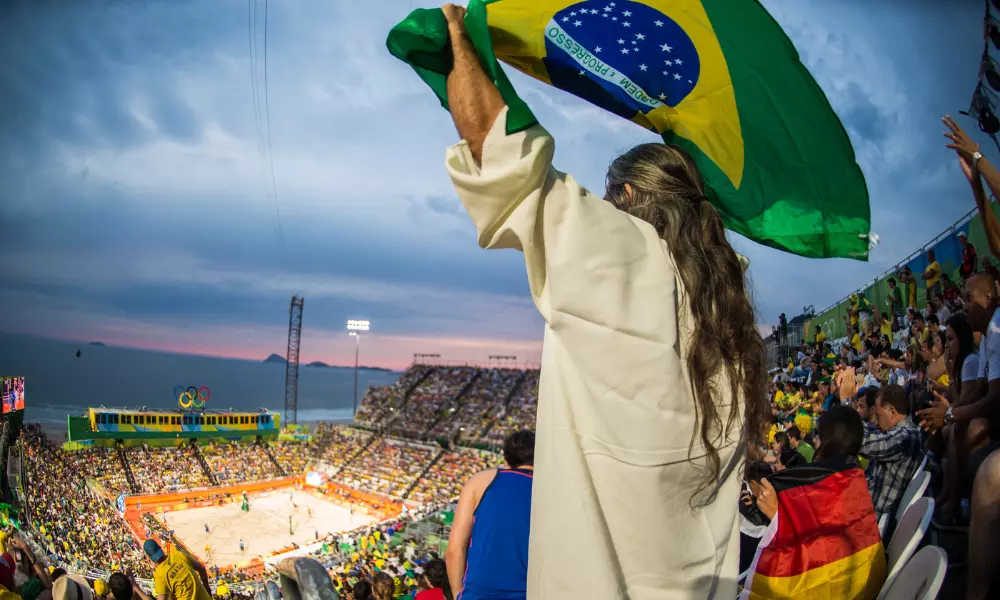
[203,442,283,485]
[128,445,212,493]
[337,437,439,498]
[392,367,478,439]
[354,366,431,427]
[408,447,503,504]
[482,369,539,447]
[428,368,523,442]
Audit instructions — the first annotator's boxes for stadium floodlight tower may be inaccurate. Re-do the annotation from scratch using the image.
[346,320,370,416]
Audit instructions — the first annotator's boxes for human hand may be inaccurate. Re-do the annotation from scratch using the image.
[442,4,467,30]
[916,391,951,432]
[944,115,980,161]
[755,478,779,520]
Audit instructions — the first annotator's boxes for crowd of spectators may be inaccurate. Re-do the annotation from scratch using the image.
[354,367,431,427]
[407,448,502,504]
[127,445,212,493]
[77,447,131,497]
[428,369,522,443]
[393,368,478,439]
[269,441,311,475]
[311,423,374,474]
[758,125,1000,597]
[482,370,539,448]
[338,438,439,499]
[23,425,153,579]
[203,442,282,485]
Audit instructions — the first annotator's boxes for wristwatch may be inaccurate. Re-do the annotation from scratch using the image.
[944,407,954,426]
[973,151,983,168]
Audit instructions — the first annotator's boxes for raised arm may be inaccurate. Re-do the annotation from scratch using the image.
[945,115,1000,258]
[443,4,506,166]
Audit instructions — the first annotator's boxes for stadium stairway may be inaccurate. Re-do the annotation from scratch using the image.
[422,370,482,439]
[476,369,529,442]
[402,449,445,500]
[262,442,288,477]
[377,367,438,434]
[189,441,219,486]
[115,441,140,494]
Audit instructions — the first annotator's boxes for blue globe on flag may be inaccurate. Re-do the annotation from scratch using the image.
[543,1,701,121]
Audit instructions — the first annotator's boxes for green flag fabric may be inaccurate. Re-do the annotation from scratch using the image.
[387,0,871,260]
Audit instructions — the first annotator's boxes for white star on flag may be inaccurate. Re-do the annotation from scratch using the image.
[636,33,645,40]
[639,64,647,71]
[562,16,569,22]
[590,9,598,14]
[674,73,682,80]
[623,10,632,17]
[604,5,612,11]
[574,20,582,26]
[659,93,667,100]
[623,21,631,27]
[595,46,602,52]
[578,70,585,76]
[570,10,576,16]
[654,20,664,26]
[602,13,609,17]
[612,16,618,21]
[661,44,672,52]
[618,38,625,44]
[621,48,629,54]
[675,58,683,65]
[665,60,672,66]
[662,71,669,76]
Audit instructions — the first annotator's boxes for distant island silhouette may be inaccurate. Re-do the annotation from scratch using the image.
[88,342,106,347]
[263,354,391,372]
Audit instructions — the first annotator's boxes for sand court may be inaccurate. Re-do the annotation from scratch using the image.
[159,488,375,567]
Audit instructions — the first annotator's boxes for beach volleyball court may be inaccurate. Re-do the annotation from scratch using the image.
[161,489,375,567]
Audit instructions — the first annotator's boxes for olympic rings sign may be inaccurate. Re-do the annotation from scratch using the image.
[174,385,211,409]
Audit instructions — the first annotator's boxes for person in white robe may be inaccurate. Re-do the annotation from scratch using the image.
[438,5,769,599]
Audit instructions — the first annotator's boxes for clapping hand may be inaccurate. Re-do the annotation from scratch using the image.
[944,115,981,185]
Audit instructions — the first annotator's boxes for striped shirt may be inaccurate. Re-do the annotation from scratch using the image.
[859,417,924,519]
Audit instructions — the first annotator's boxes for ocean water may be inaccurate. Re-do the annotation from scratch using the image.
[0,332,399,437]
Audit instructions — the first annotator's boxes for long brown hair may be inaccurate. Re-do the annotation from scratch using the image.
[605,143,768,505]
[372,571,394,600]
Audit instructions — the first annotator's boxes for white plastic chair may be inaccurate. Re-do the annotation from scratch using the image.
[878,513,889,540]
[880,545,947,600]
[894,470,930,523]
[876,497,934,600]
[912,454,927,480]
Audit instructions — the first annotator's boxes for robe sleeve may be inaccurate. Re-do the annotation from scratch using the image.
[445,106,663,330]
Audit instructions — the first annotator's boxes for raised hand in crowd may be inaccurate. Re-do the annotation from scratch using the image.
[945,115,1000,259]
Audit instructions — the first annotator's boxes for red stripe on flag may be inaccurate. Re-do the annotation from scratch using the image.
[755,468,881,578]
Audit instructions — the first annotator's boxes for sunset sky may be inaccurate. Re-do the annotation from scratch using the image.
[0,0,989,370]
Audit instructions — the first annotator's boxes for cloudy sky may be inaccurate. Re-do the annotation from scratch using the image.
[0,0,990,369]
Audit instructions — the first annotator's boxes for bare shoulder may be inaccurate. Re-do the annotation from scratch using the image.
[462,468,499,495]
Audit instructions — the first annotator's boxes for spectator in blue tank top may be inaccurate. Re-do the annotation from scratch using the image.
[445,430,534,600]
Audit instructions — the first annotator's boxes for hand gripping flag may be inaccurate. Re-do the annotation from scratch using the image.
[387,0,872,260]
[740,460,886,599]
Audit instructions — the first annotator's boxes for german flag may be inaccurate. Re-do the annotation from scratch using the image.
[741,460,886,599]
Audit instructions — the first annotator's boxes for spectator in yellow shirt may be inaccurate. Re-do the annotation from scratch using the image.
[814,325,826,346]
[133,541,211,600]
[922,249,943,300]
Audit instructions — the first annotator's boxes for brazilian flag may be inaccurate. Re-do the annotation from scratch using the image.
[387,0,871,260]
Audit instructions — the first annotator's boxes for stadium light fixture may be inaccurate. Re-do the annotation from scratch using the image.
[347,320,370,332]
[347,319,372,416]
